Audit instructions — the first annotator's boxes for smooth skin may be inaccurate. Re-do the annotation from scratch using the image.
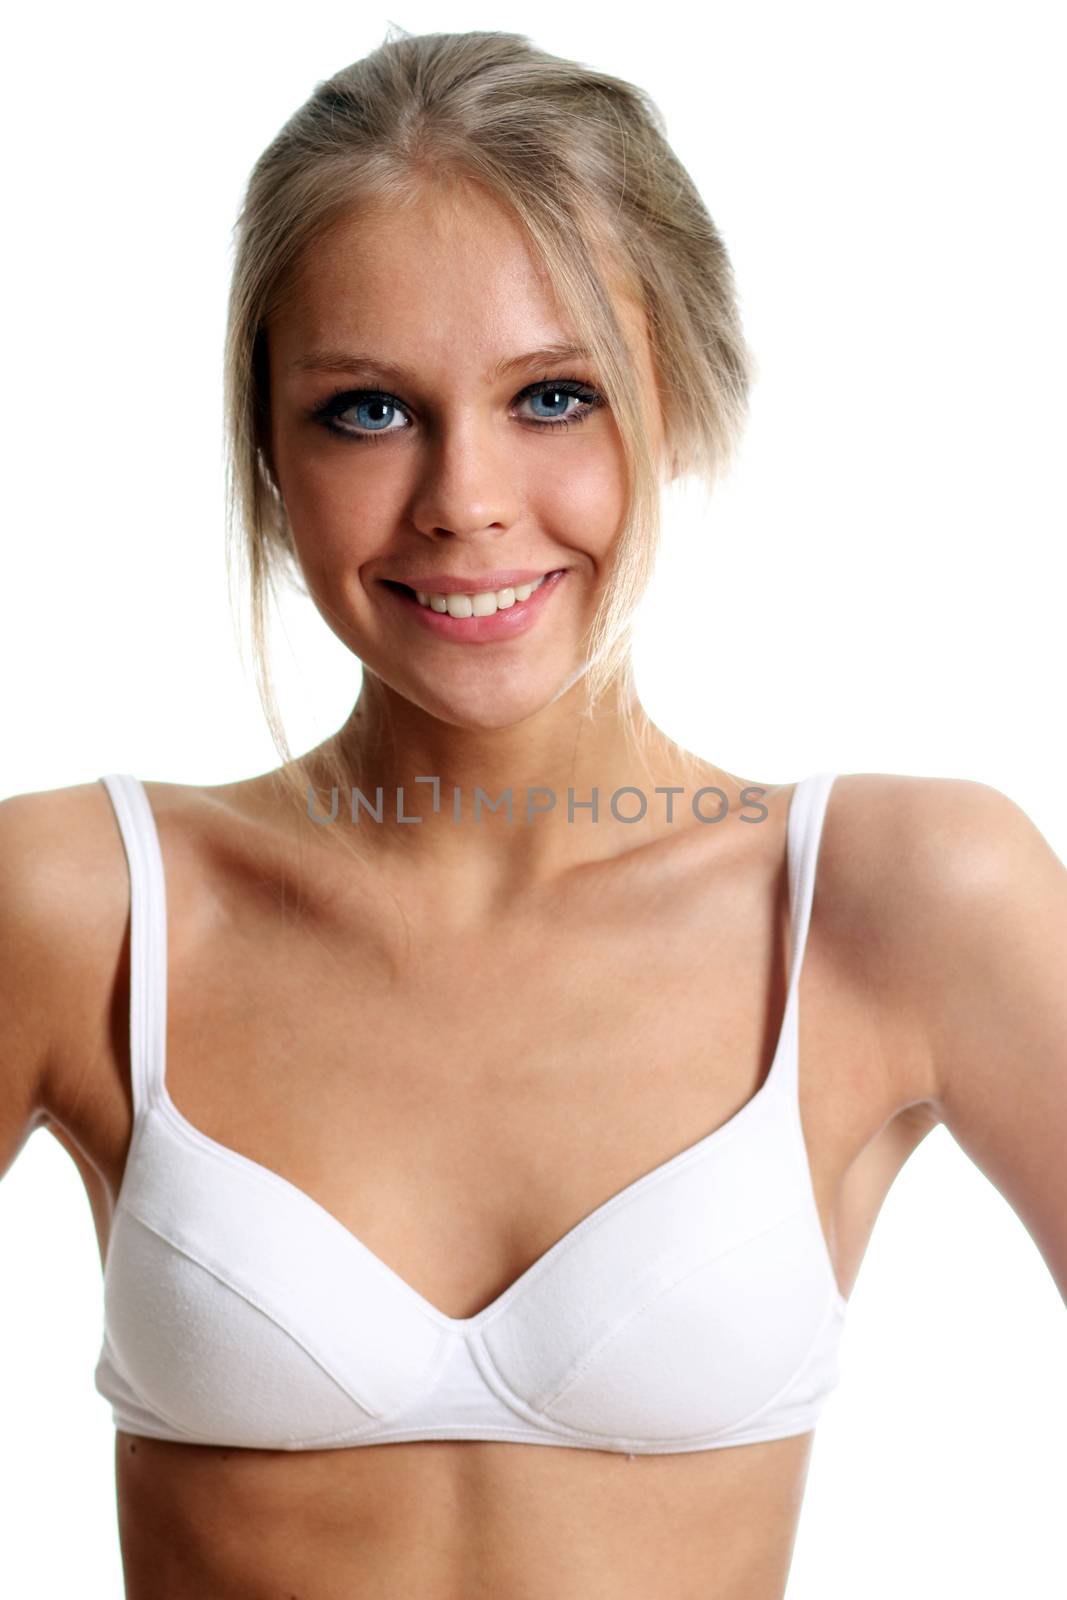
[3,178,1065,1599]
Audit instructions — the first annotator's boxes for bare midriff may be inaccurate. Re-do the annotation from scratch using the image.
[114,1428,815,1599]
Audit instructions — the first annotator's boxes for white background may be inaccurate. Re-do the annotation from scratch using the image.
[1,2,1064,1594]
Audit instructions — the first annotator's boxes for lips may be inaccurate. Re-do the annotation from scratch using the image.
[379,567,567,642]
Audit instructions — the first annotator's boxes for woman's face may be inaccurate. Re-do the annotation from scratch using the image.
[266,180,665,730]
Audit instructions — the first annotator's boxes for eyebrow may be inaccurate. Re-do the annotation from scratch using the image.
[288,342,593,382]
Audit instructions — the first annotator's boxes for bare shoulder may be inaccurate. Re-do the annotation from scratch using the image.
[820,768,1057,928]
[0,779,140,1138]
[813,767,1027,917]
[0,774,283,1204]
[0,776,136,939]
[817,770,1061,1091]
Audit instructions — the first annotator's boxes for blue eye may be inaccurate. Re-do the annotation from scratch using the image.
[520,381,602,426]
[328,395,406,436]
[310,376,605,444]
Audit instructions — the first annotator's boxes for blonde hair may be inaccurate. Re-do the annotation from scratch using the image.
[222,25,755,849]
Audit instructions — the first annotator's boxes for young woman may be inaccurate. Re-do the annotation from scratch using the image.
[3,26,1064,1600]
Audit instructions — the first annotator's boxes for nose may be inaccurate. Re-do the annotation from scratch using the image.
[407,410,523,541]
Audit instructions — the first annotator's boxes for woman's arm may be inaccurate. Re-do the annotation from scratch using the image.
[0,794,71,1181]
[0,793,88,1184]
[905,778,1067,1304]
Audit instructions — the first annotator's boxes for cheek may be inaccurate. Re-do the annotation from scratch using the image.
[277,445,396,573]
[535,445,628,557]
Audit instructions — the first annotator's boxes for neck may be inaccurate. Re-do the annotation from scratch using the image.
[298,666,709,886]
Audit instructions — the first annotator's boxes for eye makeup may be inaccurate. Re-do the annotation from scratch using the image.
[308,376,606,444]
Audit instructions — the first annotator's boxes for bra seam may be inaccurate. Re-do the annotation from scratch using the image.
[115,1206,411,1423]
[463,1264,841,1450]
[265,1414,828,1454]
[96,1328,211,1444]
[530,1200,832,1414]
[468,1203,812,1417]
[552,1276,843,1447]
[696,1279,846,1439]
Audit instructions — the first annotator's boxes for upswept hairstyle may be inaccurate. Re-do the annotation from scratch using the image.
[223,25,754,834]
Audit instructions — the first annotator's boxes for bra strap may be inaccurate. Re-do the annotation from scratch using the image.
[773,771,837,1098]
[98,774,168,1119]
[786,771,837,995]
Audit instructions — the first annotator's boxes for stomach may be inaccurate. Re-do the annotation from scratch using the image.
[113,1429,816,1598]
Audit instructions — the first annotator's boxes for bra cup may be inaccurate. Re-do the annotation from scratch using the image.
[100,1209,380,1447]
[478,1087,806,1418]
[105,1111,450,1439]
[531,1209,838,1442]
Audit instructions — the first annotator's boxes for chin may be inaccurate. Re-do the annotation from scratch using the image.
[407,677,572,733]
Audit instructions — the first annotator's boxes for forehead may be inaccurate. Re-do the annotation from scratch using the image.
[270,180,648,373]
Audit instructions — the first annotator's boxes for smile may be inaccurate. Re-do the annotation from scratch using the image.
[414,574,548,616]
[379,569,568,643]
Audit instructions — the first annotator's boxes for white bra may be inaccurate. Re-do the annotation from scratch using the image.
[93,770,847,1455]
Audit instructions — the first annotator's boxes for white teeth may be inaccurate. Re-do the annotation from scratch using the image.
[414,573,550,617]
